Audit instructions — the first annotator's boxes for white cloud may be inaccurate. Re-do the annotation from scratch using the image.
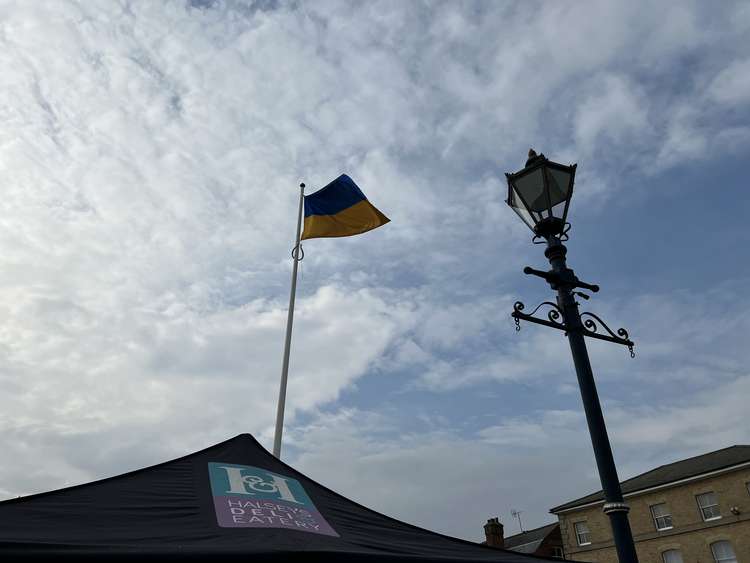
[574,74,650,157]
[0,284,416,496]
[609,375,750,452]
[478,410,585,447]
[708,58,750,106]
[655,103,709,168]
[290,408,597,542]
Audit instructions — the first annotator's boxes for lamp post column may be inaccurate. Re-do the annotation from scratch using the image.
[545,237,639,563]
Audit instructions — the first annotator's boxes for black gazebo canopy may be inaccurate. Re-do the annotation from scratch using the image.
[0,433,560,562]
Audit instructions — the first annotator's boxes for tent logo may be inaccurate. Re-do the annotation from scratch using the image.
[208,462,338,536]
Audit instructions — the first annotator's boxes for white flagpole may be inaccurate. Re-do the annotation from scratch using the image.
[273,182,305,458]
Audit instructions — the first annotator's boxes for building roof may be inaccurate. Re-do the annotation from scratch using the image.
[550,445,750,513]
[504,522,558,554]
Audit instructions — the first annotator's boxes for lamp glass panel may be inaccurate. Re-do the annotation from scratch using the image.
[513,168,548,214]
[547,167,572,207]
[509,186,536,230]
[550,200,567,221]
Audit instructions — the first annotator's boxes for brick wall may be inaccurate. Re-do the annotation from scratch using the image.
[555,468,750,563]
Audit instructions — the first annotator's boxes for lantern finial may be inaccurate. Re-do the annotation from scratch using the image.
[526,148,543,167]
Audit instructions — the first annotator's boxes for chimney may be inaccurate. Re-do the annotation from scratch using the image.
[484,517,504,548]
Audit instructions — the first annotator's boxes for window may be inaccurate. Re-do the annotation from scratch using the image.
[662,549,684,563]
[551,547,564,559]
[574,521,591,546]
[650,503,673,530]
[711,541,737,563]
[696,492,721,521]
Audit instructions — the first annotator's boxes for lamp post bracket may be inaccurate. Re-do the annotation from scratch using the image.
[512,301,635,357]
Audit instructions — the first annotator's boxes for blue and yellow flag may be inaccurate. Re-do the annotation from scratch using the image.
[301,175,390,240]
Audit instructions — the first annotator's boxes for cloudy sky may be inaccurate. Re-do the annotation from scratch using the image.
[1,0,750,542]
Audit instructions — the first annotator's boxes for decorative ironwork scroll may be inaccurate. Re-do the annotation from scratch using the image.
[512,301,635,357]
[512,300,566,333]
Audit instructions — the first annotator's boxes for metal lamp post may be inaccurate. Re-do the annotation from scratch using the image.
[505,149,639,563]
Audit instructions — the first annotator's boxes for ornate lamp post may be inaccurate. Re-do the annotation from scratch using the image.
[506,149,639,563]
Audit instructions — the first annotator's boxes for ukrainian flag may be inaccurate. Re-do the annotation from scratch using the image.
[301,175,390,240]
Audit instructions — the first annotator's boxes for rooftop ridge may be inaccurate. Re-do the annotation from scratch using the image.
[621,445,750,483]
[504,522,558,541]
[550,444,750,513]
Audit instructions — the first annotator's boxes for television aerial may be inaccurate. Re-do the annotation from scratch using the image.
[510,509,524,532]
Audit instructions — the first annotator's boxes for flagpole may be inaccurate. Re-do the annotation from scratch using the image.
[273,182,305,458]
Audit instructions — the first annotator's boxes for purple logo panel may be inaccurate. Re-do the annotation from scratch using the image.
[213,497,337,536]
[208,462,338,537]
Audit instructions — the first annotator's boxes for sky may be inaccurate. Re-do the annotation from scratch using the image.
[1,0,749,543]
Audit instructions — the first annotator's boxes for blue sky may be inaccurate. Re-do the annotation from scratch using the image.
[1,0,749,542]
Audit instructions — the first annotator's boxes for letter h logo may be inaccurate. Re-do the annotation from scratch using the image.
[219,465,302,504]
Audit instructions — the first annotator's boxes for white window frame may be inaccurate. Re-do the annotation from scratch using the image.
[710,540,737,563]
[650,502,673,531]
[662,549,684,563]
[551,546,564,559]
[574,521,591,546]
[696,492,721,521]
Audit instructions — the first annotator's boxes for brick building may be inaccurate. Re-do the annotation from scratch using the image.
[550,445,750,563]
[483,518,564,558]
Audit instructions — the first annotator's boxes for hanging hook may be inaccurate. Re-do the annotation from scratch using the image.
[291,243,305,261]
